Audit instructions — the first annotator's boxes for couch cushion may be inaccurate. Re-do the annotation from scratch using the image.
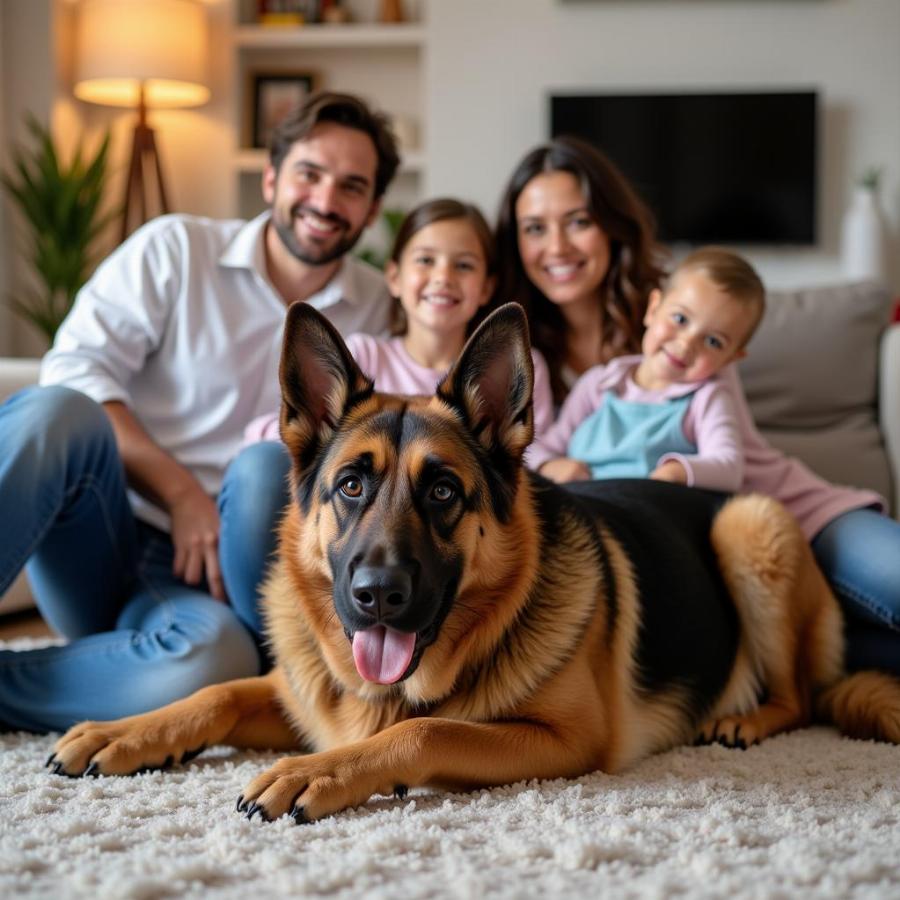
[0,357,42,402]
[739,281,894,499]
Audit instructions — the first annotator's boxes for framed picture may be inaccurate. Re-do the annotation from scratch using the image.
[249,72,315,149]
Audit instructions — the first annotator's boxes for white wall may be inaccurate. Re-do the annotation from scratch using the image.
[425,0,900,291]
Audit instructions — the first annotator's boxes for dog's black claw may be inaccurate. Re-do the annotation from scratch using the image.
[45,753,57,768]
[181,744,206,765]
[735,738,747,751]
[245,801,268,822]
[162,755,174,770]
[290,805,308,825]
[236,794,247,813]
[394,784,408,800]
[84,762,100,778]
[51,761,65,776]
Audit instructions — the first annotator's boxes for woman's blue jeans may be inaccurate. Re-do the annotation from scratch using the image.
[0,386,288,733]
[812,508,900,675]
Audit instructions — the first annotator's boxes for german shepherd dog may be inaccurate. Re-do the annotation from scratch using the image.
[50,303,900,823]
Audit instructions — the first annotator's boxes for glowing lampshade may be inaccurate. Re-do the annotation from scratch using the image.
[74,0,210,110]
[72,0,210,241]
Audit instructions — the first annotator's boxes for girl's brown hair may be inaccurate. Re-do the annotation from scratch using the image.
[389,197,496,336]
[495,135,667,403]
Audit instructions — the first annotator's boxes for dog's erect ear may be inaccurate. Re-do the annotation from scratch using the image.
[436,303,534,460]
[279,302,373,469]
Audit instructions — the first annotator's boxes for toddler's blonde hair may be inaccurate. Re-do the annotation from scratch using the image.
[671,247,766,346]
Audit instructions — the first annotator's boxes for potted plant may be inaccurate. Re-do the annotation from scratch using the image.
[1,115,114,344]
[840,164,886,283]
[356,207,406,271]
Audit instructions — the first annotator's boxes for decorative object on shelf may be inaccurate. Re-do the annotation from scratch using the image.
[73,0,210,243]
[0,116,114,344]
[249,72,316,149]
[320,0,352,24]
[840,165,887,283]
[392,115,419,155]
[256,1,309,27]
[380,0,405,23]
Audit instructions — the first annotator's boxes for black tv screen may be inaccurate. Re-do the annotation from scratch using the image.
[550,91,817,245]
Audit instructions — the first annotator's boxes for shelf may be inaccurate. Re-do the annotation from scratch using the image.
[234,23,425,49]
[233,148,425,175]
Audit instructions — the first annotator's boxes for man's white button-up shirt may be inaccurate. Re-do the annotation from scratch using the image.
[41,211,393,530]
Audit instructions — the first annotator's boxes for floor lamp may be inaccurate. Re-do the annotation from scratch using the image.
[73,0,210,243]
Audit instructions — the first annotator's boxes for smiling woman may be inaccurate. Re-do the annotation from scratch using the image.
[495,135,667,404]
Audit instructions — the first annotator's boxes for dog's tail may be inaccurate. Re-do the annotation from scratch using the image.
[816,671,900,743]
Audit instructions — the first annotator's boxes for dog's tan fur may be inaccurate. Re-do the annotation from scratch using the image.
[51,303,900,822]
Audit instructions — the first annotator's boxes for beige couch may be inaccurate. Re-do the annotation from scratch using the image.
[740,280,899,516]
[1,280,899,615]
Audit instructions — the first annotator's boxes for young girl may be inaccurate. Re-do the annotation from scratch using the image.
[246,197,554,442]
[528,247,766,492]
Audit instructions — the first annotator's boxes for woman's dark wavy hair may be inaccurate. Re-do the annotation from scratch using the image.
[495,135,667,403]
[388,197,496,336]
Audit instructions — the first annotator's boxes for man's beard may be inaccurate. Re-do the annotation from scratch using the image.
[273,203,368,266]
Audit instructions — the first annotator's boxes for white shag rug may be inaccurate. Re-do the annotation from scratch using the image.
[1,649,899,899]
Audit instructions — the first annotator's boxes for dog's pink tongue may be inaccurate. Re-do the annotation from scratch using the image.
[352,626,416,684]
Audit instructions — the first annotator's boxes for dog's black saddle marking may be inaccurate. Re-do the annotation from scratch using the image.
[562,478,740,718]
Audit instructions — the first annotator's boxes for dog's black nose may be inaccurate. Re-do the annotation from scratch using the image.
[351,565,413,622]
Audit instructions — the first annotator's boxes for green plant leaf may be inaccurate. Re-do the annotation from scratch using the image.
[2,118,113,345]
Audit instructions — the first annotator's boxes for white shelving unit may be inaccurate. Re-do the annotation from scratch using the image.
[233,23,425,49]
[228,1,427,231]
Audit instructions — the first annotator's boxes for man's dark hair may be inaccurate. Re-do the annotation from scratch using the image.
[268,91,401,199]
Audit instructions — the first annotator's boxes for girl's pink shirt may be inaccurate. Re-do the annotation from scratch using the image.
[243,333,556,446]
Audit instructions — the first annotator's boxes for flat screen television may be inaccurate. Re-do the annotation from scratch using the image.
[550,91,818,245]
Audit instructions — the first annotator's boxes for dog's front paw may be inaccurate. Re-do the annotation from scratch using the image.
[49,718,205,778]
[695,715,757,750]
[237,752,390,823]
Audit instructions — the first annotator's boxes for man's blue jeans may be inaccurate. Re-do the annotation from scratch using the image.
[0,386,289,733]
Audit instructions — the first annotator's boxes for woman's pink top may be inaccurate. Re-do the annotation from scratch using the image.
[718,365,884,539]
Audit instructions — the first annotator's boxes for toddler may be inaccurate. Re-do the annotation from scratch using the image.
[529,246,764,492]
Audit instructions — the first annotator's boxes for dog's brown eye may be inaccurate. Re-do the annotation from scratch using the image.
[339,477,363,498]
[431,483,455,503]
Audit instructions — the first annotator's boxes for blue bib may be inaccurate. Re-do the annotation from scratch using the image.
[567,391,696,479]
